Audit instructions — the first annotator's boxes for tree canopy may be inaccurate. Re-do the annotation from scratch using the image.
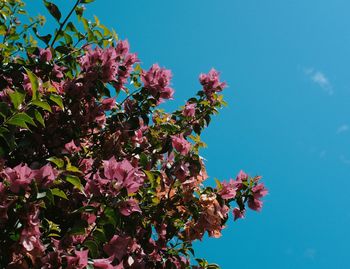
[0,0,267,268]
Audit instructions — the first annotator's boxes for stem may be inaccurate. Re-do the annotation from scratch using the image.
[49,0,81,48]
[119,87,142,106]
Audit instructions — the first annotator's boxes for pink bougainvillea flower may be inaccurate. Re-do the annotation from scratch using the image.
[236,170,248,181]
[93,257,115,269]
[199,69,226,92]
[2,163,34,193]
[252,183,268,198]
[103,235,133,261]
[182,102,196,117]
[171,134,191,155]
[20,226,45,255]
[142,64,174,100]
[248,197,263,211]
[103,157,144,194]
[39,48,52,62]
[34,164,58,189]
[218,179,237,200]
[66,250,89,269]
[233,207,245,221]
[63,140,80,154]
[119,199,142,216]
[101,97,116,111]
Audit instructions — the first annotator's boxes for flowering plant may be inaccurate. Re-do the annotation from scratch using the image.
[0,0,267,268]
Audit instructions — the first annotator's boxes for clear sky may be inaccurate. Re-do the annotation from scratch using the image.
[28,0,350,268]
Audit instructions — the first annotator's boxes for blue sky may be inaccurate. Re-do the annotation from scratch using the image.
[29,0,350,268]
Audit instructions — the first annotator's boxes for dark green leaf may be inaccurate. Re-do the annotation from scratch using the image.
[69,219,88,235]
[65,22,78,33]
[43,0,61,22]
[83,240,99,258]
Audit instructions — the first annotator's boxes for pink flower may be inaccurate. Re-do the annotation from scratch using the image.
[199,68,226,101]
[66,249,89,269]
[252,183,268,198]
[101,98,116,110]
[39,48,52,62]
[2,164,34,193]
[142,64,174,100]
[233,208,245,221]
[236,170,248,181]
[182,102,196,117]
[52,64,64,78]
[20,226,45,255]
[34,164,58,188]
[64,140,80,154]
[103,157,144,194]
[171,134,191,155]
[119,199,141,216]
[93,257,114,269]
[248,197,263,211]
[103,235,133,261]
[116,40,130,56]
[218,179,237,200]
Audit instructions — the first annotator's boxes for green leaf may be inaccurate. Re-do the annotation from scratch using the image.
[83,240,99,258]
[49,94,64,110]
[47,157,64,168]
[0,102,10,119]
[214,178,222,190]
[31,100,52,112]
[18,112,36,126]
[43,0,61,22]
[63,32,73,45]
[0,127,15,149]
[66,175,84,192]
[9,91,25,109]
[50,188,68,200]
[34,110,45,126]
[81,18,89,31]
[65,22,78,33]
[93,228,106,245]
[66,165,81,173]
[24,68,39,100]
[69,219,88,235]
[81,0,95,3]
[6,113,36,129]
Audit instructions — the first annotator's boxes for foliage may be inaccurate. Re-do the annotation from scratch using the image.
[0,0,268,268]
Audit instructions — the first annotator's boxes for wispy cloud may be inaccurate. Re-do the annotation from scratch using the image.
[340,155,350,165]
[304,248,317,259]
[319,150,327,159]
[304,68,333,95]
[337,124,349,134]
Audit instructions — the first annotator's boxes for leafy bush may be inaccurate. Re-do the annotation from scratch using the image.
[0,0,267,268]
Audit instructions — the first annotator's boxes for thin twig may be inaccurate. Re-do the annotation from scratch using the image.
[49,0,81,48]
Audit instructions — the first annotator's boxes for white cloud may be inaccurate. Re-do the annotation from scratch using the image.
[304,248,317,259]
[304,68,333,95]
[337,124,349,134]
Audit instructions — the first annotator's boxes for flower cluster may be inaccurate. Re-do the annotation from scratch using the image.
[0,1,267,268]
[199,68,227,102]
[142,64,174,102]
